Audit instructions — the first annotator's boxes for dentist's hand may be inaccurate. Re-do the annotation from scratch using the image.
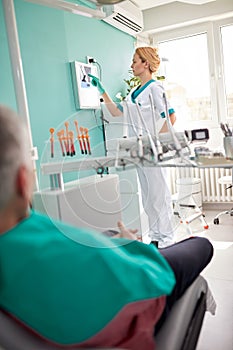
[88,74,105,95]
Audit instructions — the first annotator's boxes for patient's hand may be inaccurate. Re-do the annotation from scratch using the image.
[113,221,141,241]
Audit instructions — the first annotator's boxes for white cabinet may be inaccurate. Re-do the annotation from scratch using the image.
[33,174,122,232]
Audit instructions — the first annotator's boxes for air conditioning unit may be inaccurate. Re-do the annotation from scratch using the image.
[102,0,144,36]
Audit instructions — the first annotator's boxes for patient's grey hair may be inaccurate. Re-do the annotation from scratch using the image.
[0,105,32,210]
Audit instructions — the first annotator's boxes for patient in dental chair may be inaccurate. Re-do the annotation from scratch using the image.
[0,105,213,350]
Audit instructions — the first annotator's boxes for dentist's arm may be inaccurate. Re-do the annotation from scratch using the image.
[160,112,176,133]
[89,74,122,117]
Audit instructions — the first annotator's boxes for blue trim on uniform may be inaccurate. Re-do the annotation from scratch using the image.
[161,108,175,118]
[116,103,123,113]
[131,79,155,103]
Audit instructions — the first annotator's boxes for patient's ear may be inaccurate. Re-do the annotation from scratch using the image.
[16,165,32,201]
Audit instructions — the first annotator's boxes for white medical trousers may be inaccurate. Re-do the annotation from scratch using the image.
[137,166,175,248]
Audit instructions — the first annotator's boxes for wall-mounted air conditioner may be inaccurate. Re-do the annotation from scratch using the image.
[102,0,144,36]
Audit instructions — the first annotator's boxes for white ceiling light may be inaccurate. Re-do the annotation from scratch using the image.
[25,0,106,18]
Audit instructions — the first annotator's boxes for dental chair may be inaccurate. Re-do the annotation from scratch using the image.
[0,276,211,350]
[156,275,209,350]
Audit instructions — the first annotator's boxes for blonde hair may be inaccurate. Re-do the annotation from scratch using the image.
[135,47,160,74]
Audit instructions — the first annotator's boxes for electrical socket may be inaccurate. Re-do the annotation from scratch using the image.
[86,56,95,64]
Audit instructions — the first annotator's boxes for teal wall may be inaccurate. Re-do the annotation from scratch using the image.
[0,0,135,187]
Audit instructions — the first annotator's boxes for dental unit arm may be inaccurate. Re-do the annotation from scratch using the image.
[40,101,192,189]
[41,129,191,191]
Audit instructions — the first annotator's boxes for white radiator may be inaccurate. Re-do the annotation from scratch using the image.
[168,167,233,202]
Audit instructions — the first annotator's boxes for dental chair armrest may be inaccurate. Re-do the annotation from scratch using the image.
[155,275,208,350]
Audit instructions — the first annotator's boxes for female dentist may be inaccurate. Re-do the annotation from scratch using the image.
[89,46,176,248]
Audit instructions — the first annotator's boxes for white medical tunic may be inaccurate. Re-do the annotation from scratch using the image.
[124,80,175,247]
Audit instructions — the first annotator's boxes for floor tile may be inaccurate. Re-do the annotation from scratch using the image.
[189,209,233,350]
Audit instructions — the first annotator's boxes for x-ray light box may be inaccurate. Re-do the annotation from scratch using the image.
[71,61,100,109]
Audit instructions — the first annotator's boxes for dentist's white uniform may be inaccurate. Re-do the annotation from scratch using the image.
[124,79,175,248]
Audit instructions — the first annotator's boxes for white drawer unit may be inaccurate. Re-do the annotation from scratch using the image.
[33,174,122,232]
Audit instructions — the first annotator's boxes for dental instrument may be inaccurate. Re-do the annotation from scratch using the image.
[84,128,92,155]
[49,128,54,158]
[74,120,84,154]
[57,131,65,157]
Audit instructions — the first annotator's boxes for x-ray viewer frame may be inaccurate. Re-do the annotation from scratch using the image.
[71,61,100,109]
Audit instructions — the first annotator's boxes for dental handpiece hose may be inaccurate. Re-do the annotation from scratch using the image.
[125,102,143,158]
[163,92,182,157]
[135,103,159,162]
[149,94,163,161]
[122,101,129,138]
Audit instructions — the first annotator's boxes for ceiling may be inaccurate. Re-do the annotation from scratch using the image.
[132,0,216,11]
